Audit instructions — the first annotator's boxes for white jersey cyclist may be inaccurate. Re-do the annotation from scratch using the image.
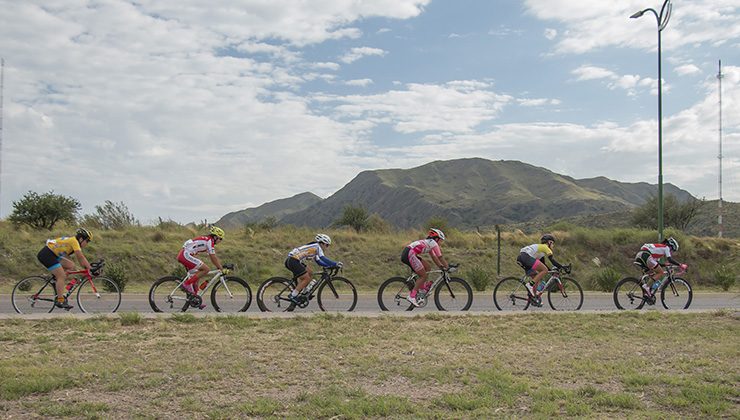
[178,235,216,271]
[288,242,338,267]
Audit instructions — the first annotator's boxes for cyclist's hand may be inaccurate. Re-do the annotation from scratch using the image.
[336,262,343,268]
[564,264,572,274]
[679,263,688,272]
[221,268,230,275]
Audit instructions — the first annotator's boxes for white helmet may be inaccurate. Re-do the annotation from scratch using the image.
[665,237,679,252]
[427,228,446,241]
[315,233,332,245]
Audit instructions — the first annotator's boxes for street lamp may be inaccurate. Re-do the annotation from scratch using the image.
[631,0,672,241]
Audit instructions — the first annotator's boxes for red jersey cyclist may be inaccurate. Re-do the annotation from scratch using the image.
[285,233,342,305]
[177,226,228,308]
[401,228,449,307]
[634,237,687,295]
[37,228,94,309]
[517,234,569,299]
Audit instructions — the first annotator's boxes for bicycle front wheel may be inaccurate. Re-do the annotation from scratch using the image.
[317,276,358,311]
[660,277,692,310]
[492,277,531,311]
[257,277,295,312]
[211,276,252,312]
[149,276,189,313]
[377,277,414,311]
[613,277,647,310]
[547,277,583,311]
[76,277,122,313]
[434,277,473,311]
[12,276,56,314]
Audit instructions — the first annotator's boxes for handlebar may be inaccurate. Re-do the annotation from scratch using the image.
[550,264,571,275]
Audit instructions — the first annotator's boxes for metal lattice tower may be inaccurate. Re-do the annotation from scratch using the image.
[717,60,724,238]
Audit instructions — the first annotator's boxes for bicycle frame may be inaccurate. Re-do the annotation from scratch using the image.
[288,266,341,306]
[163,268,230,304]
[24,260,105,310]
[636,265,683,301]
[403,265,459,306]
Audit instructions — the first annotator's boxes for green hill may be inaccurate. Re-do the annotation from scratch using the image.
[216,192,321,229]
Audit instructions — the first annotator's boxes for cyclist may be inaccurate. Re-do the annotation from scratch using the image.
[177,226,228,308]
[517,234,568,299]
[401,228,449,307]
[37,228,94,309]
[285,233,342,305]
[634,236,688,295]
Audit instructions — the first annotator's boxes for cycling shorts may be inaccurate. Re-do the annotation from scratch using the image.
[285,257,308,278]
[635,250,660,270]
[38,246,62,271]
[401,247,425,273]
[177,248,203,272]
[516,252,543,276]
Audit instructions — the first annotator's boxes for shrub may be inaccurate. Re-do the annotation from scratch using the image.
[467,265,490,291]
[335,205,370,232]
[151,231,166,242]
[119,312,143,326]
[83,200,139,230]
[366,213,391,233]
[104,262,128,292]
[592,267,621,292]
[9,190,80,230]
[425,216,449,234]
[713,265,736,291]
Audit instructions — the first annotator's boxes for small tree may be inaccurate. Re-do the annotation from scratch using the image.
[631,194,704,231]
[425,216,449,233]
[9,191,80,230]
[84,200,139,230]
[335,205,370,232]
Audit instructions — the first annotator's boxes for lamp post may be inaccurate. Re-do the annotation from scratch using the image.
[631,0,672,241]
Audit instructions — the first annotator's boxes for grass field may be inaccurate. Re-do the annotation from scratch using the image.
[0,311,738,418]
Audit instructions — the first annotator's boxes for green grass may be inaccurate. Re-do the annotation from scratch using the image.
[0,312,737,418]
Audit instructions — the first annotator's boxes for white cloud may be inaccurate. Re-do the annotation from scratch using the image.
[544,28,557,40]
[675,64,701,76]
[344,78,373,87]
[339,47,387,64]
[572,65,663,96]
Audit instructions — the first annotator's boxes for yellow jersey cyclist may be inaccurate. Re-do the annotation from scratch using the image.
[177,226,228,309]
[517,234,569,298]
[37,228,95,309]
[284,233,342,305]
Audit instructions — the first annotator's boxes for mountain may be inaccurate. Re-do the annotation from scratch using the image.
[279,158,695,229]
[216,192,321,229]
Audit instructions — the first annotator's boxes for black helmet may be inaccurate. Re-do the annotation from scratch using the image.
[76,227,93,242]
[540,234,555,244]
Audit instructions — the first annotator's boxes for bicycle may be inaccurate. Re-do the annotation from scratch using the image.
[377,263,473,311]
[613,264,692,310]
[492,265,583,311]
[256,266,357,312]
[11,260,121,314]
[148,263,252,312]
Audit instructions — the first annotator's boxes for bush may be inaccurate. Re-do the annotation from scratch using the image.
[119,312,143,326]
[9,190,80,230]
[104,262,128,292]
[335,205,370,232]
[592,267,621,292]
[714,265,736,291]
[424,216,449,234]
[83,200,139,230]
[151,231,166,242]
[467,265,490,291]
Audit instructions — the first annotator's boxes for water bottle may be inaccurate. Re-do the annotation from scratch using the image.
[65,278,77,292]
[199,280,209,291]
[303,279,318,295]
[651,279,662,293]
[537,280,546,293]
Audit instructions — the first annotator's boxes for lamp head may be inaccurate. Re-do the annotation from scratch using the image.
[630,10,646,19]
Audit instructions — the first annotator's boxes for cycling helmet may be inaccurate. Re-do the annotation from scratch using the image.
[315,233,332,245]
[76,228,93,242]
[209,226,225,240]
[427,228,446,241]
[665,236,679,252]
[540,234,555,244]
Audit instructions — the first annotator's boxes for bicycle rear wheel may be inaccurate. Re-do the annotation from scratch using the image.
[149,276,189,312]
[613,277,647,310]
[660,277,692,310]
[547,277,583,311]
[12,276,56,314]
[434,277,473,311]
[317,276,357,311]
[76,277,122,313]
[492,277,531,311]
[377,277,414,311]
[211,276,252,312]
[257,277,296,312]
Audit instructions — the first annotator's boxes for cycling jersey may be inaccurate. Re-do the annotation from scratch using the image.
[288,242,337,267]
[406,239,442,258]
[520,243,553,260]
[45,236,82,257]
[182,236,216,255]
[640,243,672,260]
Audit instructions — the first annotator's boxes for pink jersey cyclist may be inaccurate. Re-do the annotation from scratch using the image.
[400,228,449,307]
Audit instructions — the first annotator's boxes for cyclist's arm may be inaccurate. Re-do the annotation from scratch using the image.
[666,256,681,266]
[208,252,224,271]
[316,255,338,267]
[547,255,564,270]
[431,254,448,270]
[75,252,93,273]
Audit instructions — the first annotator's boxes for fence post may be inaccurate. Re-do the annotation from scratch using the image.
[495,224,501,276]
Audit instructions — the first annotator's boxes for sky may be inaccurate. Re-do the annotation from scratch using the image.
[0,0,738,224]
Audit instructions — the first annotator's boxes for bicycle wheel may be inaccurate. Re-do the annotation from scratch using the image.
[377,277,414,311]
[211,276,252,312]
[660,277,692,310]
[257,277,295,312]
[547,277,584,311]
[317,276,358,311]
[149,276,189,313]
[613,277,647,310]
[12,276,56,314]
[492,277,531,311]
[76,277,122,313]
[434,277,473,311]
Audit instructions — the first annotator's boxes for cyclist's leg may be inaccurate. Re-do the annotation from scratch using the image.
[177,249,203,293]
[530,260,548,292]
[285,257,310,296]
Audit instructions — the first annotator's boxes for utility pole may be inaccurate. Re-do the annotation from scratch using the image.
[717,60,723,238]
[0,57,4,219]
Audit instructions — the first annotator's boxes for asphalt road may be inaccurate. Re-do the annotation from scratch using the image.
[1,292,737,315]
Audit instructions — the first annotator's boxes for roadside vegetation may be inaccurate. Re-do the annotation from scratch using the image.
[0,220,737,292]
[0,312,737,418]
